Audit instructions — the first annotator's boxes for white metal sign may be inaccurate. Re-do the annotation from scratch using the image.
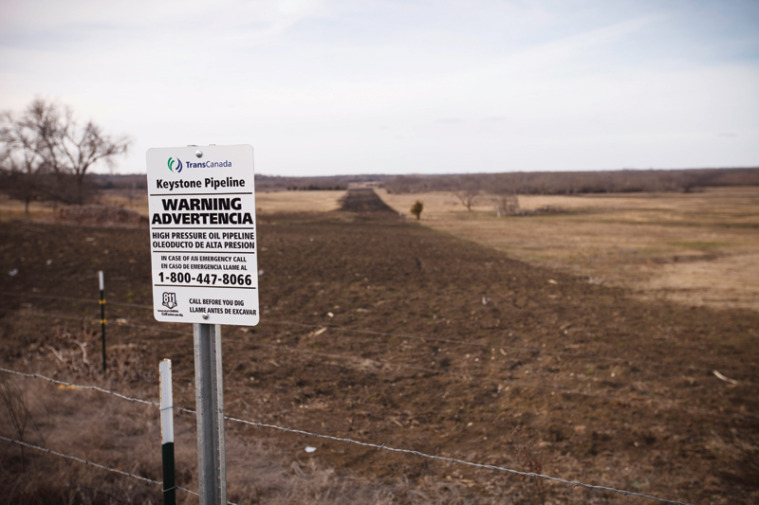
[146,145,259,326]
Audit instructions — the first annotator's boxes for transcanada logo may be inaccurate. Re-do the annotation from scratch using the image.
[167,157,233,171]
[167,157,183,173]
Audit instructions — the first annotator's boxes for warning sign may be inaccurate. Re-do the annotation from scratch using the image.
[146,145,259,326]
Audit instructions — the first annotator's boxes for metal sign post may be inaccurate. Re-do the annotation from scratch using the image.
[193,323,226,504]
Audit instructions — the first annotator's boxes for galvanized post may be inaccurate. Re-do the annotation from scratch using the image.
[193,323,226,505]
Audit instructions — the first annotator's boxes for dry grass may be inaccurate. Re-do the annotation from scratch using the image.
[0,189,346,220]
[100,189,346,216]
[254,190,345,214]
[0,370,483,505]
[377,187,759,312]
[0,194,57,221]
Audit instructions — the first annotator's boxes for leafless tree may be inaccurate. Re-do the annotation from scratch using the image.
[0,110,50,214]
[0,98,131,206]
[490,175,521,217]
[450,176,481,211]
[494,192,520,216]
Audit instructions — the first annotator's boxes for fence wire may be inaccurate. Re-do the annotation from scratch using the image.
[220,413,695,505]
[0,290,736,374]
[1,366,695,505]
[0,367,158,408]
[2,303,754,421]
[0,434,201,500]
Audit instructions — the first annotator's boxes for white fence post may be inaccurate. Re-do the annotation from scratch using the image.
[159,359,176,505]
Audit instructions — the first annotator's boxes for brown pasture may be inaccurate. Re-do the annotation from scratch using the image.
[377,187,759,312]
[1,185,758,504]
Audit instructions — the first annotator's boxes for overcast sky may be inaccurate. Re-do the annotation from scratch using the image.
[1,0,758,176]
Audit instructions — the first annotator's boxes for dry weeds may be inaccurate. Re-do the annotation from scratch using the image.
[0,365,492,505]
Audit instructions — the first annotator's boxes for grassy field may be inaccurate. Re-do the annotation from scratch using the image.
[378,187,759,312]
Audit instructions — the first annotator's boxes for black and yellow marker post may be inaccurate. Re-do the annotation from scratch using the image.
[98,271,106,373]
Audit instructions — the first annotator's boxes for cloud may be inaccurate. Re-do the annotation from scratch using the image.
[1,1,757,175]
[435,118,464,124]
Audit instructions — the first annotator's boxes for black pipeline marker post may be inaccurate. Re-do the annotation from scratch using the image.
[194,323,226,504]
[98,271,106,373]
[160,359,176,505]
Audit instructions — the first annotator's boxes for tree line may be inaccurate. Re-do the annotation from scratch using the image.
[0,99,130,213]
[384,168,759,196]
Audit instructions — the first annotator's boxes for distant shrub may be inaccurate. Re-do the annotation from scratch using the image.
[410,200,423,220]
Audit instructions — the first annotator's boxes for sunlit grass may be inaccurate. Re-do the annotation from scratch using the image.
[378,186,759,311]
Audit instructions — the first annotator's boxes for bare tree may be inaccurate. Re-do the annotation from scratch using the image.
[0,110,50,214]
[450,176,481,211]
[0,99,131,206]
[491,174,521,217]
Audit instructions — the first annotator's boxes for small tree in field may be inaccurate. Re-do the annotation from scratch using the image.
[410,200,423,220]
[450,175,481,212]
[491,175,521,217]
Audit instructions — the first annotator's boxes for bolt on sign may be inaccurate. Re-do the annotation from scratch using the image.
[146,145,259,326]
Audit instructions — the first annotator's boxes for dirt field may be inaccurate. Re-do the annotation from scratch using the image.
[1,189,758,504]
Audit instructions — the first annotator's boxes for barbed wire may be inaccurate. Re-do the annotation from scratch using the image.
[0,290,151,310]
[2,290,747,376]
[3,293,748,398]
[0,434,199,499]
[219,413,695,505]
[2,307,754,421]
[9,310,746,422]
[0,366,695,505]
[0,367,158,408]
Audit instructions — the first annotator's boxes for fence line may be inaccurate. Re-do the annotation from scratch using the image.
[0,367,158,407]
[3,306,755,422]
[0,434,202,501]
[0,366,695,505]
[219,413,695,505]
[0,290,151,310]
[1,289,743,375]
